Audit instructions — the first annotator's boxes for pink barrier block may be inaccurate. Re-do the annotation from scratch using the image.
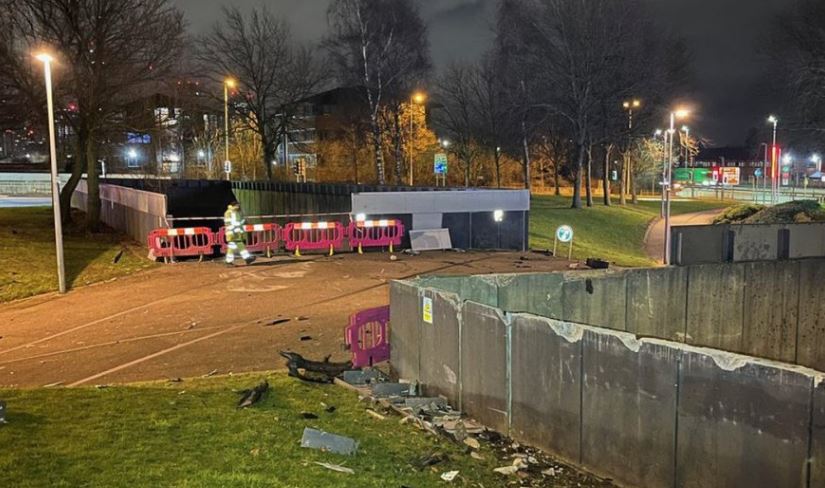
[345,305,390,368]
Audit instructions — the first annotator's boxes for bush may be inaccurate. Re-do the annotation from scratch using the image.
[713,204,765,224]
[743,200,825,224]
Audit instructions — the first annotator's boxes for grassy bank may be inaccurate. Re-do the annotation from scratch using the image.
[0,373,602,487]
[0,207,153,302]
[530,195,726,267]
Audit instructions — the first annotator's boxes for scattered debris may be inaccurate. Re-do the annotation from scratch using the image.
[168,377,183,383]
[413,451,447,470]
[267,318,291,326]
[390,255,399,261]
[112,249,124,264]
[371,382,410,398]
[296,316,310,321]
[0,400,6,424]
[324,405,337,413]
[470,451,485,461]
[365,409,386,421]
[440,470,459,482]
[542,467,556,477]
[237,380,269,409]
[95,384,109,389]
[341,369,386,386]
[314,461,355,475]
[202,369,218,378]
[494,465,520,476]
[300,412,319,420]
[300,335,313,341]
[463,437,480,450]
[300,427,359,456]
[280,351,352,384]
[586,258,610,269]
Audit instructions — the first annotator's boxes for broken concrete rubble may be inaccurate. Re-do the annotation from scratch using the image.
[300,427,359,456]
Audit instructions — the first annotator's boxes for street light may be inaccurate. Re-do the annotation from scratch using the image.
[768,115,779,204]
[224,78,236,181]
[812,154,822,173]
[35,52,66,294]
[409,91,427,186]
[664,107,690,265]
[680,125,690,166]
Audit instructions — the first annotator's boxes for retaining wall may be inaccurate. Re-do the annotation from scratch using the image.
[390,278,825,487]
[72,180,167,244]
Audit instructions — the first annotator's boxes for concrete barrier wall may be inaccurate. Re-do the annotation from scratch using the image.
[72,181,167,244]
[673,222,825,265]
[414,259,825,371]
[389,296,825,488]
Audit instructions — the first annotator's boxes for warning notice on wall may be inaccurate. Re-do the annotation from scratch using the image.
[422,297,433,324]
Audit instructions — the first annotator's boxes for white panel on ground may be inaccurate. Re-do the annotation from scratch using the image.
[412,213,443,230]
[410,229,453,251]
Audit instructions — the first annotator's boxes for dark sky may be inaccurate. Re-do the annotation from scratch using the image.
[175,0,786,147]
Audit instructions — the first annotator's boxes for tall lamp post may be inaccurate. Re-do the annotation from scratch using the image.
[664,108,690,265]
[767,115,778,204]
[623,99,641,202]
[35,53,66,294]
[680,125,690,166]
[224,78,236,181]
[409,92,426,186]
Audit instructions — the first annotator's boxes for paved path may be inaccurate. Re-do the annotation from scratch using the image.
[0,251,572,388]
[644,209,724,264]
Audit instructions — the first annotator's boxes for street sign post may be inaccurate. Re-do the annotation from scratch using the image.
[554,225,574,260]
[224,160,232,180]
[434,153,448,187]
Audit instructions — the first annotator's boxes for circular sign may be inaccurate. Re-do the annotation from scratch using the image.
[556,225,574,243]
[754,168,763,178]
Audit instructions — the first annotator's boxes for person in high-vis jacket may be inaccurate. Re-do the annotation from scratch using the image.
[224,201,256,265]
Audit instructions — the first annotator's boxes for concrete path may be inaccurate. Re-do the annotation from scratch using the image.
[644,209,724,264]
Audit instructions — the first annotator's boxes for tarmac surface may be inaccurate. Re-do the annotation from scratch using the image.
[644,209,724,263]
[0,251,573,388]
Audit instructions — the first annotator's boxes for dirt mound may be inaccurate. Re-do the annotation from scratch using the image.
[714,200,825,225]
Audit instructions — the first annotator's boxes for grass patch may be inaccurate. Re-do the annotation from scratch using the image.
[530,196,727,267]
[0,373,574,487]
[0,207,154,302]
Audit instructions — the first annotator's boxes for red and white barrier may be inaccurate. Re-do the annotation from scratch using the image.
[345,305,390,368]
[348,219,404,253]
[283,221,346,256]
[147,227,215,261]
[216,223,281,258]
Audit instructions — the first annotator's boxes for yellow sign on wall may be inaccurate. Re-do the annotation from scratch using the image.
[422,297,433,324]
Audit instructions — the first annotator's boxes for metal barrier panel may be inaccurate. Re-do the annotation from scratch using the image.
[283,221,345,252]
[147,227,214,259]
[345,305,390,368]
[217,224,281,256]
[348,219,404,250]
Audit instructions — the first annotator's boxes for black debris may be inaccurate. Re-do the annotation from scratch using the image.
[280,351,352,384]
[586,258,610,269]
[267,319,291,326]
[237,380,269,409]
[300,335,312,341]
[301,412,319,420]
[112,249,124,264]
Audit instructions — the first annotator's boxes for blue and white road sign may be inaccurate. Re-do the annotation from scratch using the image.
[556,225,574,243]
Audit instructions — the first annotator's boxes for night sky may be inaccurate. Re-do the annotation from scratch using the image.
[175,0,787,147]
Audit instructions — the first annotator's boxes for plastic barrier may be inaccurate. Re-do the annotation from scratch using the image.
[147,227,215,261]
[348,219,405,253]
[283,221,345,256]
[216,223,281,257]
[345,305,390,368]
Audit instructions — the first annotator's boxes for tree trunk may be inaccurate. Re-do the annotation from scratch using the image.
[351,148,359,184]
[554,161,561,196]
[585,146,593,207]
[571,143,584,209]
[631,161,639,204]
[85,137,101,232]
[370,116,385,185]
[262,133,274,181]
[619,152,627,205]
[603,146,612,207]
[494,150,502,188]
[521,123,532,191]
[58,125,89,225]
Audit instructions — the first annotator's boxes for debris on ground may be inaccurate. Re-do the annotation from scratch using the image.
[300,412,319,420]
[324,404,336,413]
[300,335,313,341]
[440,470,459,481]
[300,427,359,456]
[168,377,183,383]
[297,316,310,321]
[341,369,386,386]
[365,409,386,421]
[267,318,291,326]
[314,461,355,475]
[0,400,7,424]
[413,451,447,470]
[237,380,269,409]
[280,351,352,384]
[202,369,218,378]
[585,258,610,269]
[112,249,124,264]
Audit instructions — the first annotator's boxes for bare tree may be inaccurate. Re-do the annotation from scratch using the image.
[326,0,431,185]
[197,7,327,181]
[0,0,185,229]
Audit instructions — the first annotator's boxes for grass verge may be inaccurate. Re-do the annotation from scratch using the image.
[530,195,727,267]
[0,207,154,302]
[0,373,601,487]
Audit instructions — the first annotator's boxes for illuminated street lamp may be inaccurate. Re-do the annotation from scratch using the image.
[812,154,822,173]
[409,91,427,186]
[767,115,779,203]
[35,52,66,294]
[664,108,690,265]
[224,78,236,181]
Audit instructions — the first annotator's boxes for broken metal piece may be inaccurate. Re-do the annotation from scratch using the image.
[280,351,352,384]
[441,470,459,482]
[314,462,354,474]
[341,369,385,386]
[300,427,359,456]
[371,382,410,398]
[237,380,269,409]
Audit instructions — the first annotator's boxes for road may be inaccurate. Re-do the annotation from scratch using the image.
[644,209,723,263]
[0,197,52,207]
[0,251,573,388]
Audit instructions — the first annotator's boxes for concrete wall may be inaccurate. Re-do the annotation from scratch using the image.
[414,259,825,373]
[72,180,167,244]
[389,291,825,488]
[672,222,825,265]
[0,173,72,196]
